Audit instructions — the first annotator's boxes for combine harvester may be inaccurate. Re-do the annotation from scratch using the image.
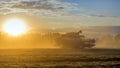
[55,30,96,49]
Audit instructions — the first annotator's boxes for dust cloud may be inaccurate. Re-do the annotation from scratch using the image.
[95,34,120,49]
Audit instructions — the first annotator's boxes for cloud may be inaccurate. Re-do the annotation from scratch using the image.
[0,0,78,16]
[0,8,11,13]
[11,0,65,11]
[88,14,118,18]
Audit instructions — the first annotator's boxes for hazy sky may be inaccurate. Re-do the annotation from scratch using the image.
[0,0,120,28]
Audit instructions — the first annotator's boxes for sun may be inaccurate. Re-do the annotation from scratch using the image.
[3,18,27,36]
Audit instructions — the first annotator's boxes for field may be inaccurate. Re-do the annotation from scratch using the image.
[0,48,120,68]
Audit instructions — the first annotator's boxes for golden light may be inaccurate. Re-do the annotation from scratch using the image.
[2,18,27,36]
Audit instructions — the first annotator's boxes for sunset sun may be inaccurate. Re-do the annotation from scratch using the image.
[3,18,27,36]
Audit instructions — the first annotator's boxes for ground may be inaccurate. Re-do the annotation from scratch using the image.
[0,48,120,68]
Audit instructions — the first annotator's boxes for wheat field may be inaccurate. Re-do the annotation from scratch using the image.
[0,48,120,68]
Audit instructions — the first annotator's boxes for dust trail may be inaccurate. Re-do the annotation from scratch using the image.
[95,35,120,49]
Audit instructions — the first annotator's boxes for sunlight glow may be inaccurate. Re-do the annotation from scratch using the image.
[3,18,27,36]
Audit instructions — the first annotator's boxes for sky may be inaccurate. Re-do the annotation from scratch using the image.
[0,0,120,28]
